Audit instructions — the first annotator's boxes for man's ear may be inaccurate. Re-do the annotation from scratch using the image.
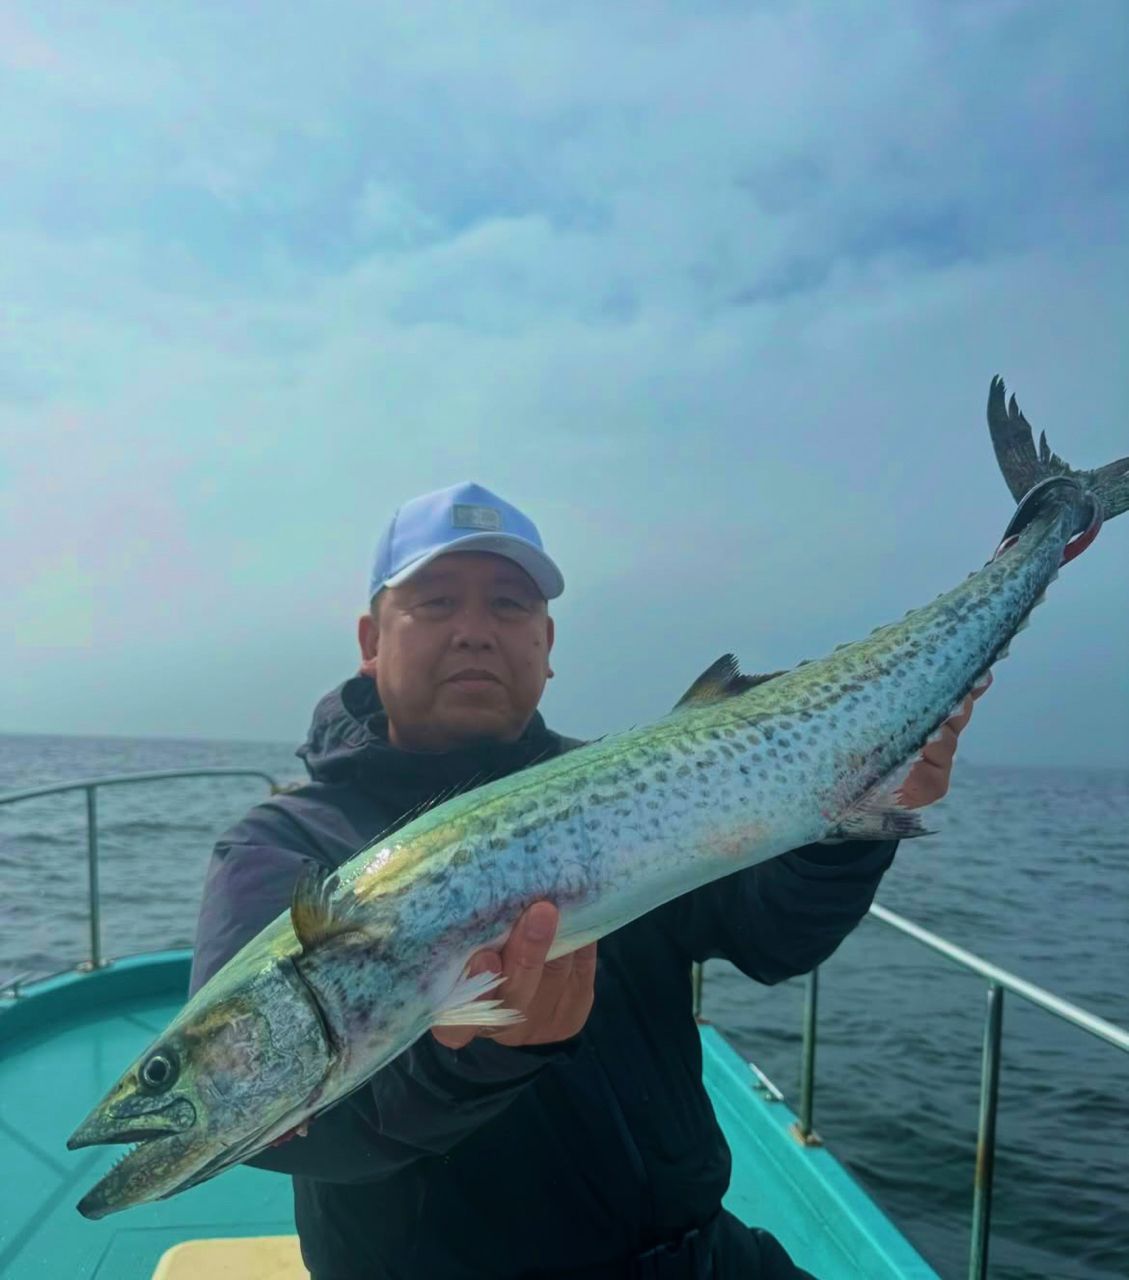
[358,611,379,676]
[545,614,555,679]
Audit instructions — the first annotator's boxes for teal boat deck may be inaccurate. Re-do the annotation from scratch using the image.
[0,952,937,1279]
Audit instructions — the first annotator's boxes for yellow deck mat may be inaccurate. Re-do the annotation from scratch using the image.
[152,1235,308,1279]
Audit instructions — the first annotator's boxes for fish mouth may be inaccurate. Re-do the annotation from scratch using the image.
[69,1095,212,1219]
[74,1112,308,1218]
[71,1107,275,1219]
[70,1091,317,1218]
[75,1129,201,1219]
[68,1096,197,1152]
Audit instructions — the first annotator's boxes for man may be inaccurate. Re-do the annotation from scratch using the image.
[191,481,983,1279]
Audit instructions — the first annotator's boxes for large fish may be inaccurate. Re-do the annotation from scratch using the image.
[68,379,1127,1217]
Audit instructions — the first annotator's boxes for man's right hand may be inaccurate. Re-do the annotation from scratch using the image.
[431,901,597,1051]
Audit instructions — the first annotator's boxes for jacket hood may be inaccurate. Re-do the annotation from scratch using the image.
[296,674,573,806]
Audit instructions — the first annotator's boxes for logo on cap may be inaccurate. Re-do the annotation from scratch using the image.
[452,504,503,531]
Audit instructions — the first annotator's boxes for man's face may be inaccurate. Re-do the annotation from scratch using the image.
[358,552,555,752]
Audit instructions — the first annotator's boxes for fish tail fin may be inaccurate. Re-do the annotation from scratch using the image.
[988,376,1129,521]
[1090,457,1129,522]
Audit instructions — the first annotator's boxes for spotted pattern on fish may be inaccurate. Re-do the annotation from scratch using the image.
[68,378,1128,1217]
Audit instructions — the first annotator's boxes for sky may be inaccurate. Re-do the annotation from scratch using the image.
[2,1,1127,769]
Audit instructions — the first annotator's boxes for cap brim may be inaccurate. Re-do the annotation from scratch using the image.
[379,533,565,600]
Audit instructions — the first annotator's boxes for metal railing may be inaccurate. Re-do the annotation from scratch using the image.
[692,900,1129,1280]
[0,769,281,980]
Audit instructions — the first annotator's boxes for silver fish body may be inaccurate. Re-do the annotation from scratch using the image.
[68,378,1128,1216]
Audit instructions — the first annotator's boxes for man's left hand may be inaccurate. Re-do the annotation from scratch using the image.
[897,673,992,809]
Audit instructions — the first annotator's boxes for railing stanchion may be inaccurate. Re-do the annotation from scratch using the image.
[969,982,1004,1280]
[796,966,820,1144]
[0,768,279,976]
[85,786,102,969]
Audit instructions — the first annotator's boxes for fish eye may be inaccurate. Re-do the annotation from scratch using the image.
[139,1047,179,1093]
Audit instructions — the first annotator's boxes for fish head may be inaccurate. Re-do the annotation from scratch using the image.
[68,953,332,1218]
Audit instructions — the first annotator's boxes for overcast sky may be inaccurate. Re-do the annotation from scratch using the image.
[2,1,1126,769]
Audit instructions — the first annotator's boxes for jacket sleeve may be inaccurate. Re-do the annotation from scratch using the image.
[660,840,898,983]
[190,829,576,1185]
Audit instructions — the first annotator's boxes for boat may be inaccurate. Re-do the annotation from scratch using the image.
[3,768,1125,1279]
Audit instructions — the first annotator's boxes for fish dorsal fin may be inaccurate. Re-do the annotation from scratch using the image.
[674,654,784,709]
[364,774,492,848]
[291,864,355,953]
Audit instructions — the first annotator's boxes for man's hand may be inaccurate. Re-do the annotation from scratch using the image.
[432,901,597,1051]
[897,672,992,809]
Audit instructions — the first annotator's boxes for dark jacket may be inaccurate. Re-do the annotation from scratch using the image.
[190,676,896,1280]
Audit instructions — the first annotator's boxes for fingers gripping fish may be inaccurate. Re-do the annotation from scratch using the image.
[68,378,1128,1217]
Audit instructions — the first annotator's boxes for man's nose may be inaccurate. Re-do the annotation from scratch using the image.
[451,601,495,648]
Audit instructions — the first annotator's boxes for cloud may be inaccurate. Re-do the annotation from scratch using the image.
[1,1,1126,764]
[11,553,93,650]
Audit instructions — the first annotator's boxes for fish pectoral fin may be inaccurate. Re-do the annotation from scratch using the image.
[291,862,357,952]
[674,654,784,709]
[431,968,526,1031]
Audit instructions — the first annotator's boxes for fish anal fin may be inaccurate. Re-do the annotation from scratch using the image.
[830,806,934,841]
[675,654,784,709]
[824,778,935,843]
